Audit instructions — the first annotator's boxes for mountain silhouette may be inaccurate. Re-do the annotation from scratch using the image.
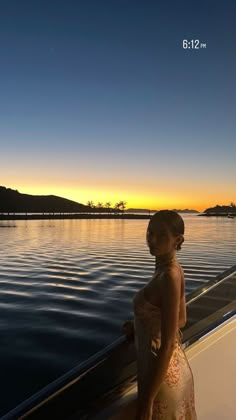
[0,186,90,213]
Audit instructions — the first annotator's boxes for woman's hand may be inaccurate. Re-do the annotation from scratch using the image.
[122,319,134,339]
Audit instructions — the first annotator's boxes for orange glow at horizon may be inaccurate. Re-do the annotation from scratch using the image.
[5,181,234,213]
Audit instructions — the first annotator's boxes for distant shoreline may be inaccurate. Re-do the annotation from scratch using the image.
[0,212,235,220]
[0,213,151,220]
[198,213,236,217]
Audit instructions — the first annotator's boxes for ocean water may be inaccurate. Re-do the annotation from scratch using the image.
[0,214,235,415]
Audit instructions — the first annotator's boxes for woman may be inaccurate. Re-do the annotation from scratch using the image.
[123,210,197,419]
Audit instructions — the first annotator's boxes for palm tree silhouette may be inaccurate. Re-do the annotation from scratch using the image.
[87,200,94,208]
[105,202,112,214]
[114,202,121,214]
[97,202,103,213]
[87,201,94,214]
[113,201,127,215]
[119,201,127,215]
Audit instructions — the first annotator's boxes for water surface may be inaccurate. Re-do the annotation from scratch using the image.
[0,214,235,415]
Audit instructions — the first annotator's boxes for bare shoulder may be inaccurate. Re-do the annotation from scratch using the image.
[168,263,184,288]
[160,265,182,303]
[163,265,182,286]
[162,263,182,284]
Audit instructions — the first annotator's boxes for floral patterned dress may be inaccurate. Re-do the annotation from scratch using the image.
[133,287,197,419]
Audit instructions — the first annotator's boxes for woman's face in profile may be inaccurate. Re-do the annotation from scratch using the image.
[146,221,177,256]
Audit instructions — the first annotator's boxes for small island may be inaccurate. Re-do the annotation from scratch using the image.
[198,203,236,217]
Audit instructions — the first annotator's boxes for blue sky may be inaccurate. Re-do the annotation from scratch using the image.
[0,1,235,210]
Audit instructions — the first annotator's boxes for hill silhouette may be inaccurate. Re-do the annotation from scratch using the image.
[203,204,236,214]
[0,186,90,213]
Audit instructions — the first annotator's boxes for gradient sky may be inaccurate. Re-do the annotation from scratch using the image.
[0,0,235,211]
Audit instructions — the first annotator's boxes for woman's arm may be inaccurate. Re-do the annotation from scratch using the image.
[139,268,181,405]
[178,267,187,328]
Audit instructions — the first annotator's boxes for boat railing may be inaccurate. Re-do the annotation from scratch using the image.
[182,300,236,349]
[185,264,236,305]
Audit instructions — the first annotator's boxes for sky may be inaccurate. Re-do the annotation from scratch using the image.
[0,0,235,212]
